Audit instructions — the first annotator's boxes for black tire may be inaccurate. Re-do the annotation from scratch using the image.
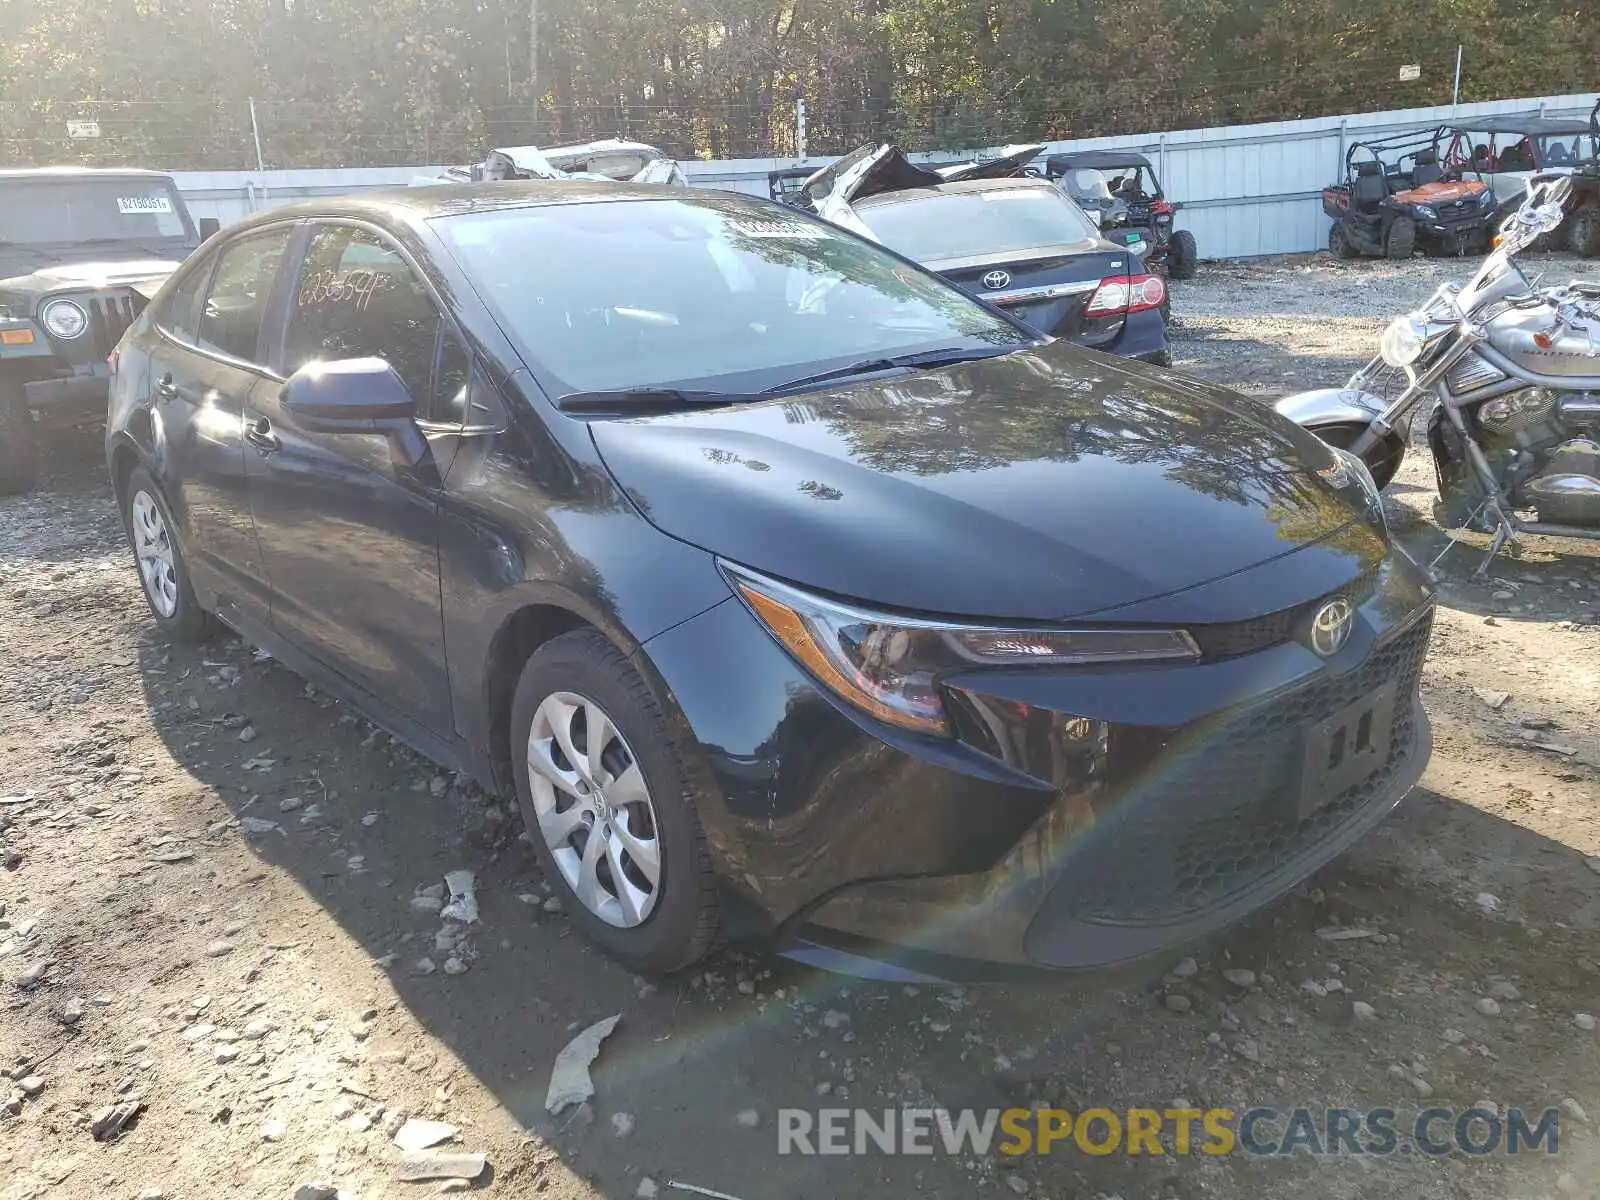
[510,627,719,974]
[1384,217,1416,260]
[1569,206,1600,258]
[0,374,39,496]
[121,466,216,641]
[1167,229,1198,279]
[1328,223,1358,260]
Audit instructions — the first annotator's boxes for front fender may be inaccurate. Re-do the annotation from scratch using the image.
[1274,387,1385,429]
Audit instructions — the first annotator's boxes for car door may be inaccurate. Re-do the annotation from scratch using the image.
[140,226,295,626]
[242,221,466,735]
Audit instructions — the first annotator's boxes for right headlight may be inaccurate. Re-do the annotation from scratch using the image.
[724,565,1199,735]
[1415,204,1437,220]
[41,298,88,340]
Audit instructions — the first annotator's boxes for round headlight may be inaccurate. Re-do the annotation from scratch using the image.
[1379,315,1428,368]
[41,299,88,340]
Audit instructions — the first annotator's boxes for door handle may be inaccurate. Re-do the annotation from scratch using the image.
[245,416,281,455]
[155,374,178,402]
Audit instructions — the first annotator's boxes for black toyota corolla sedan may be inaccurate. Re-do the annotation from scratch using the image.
[107,182,1434,981]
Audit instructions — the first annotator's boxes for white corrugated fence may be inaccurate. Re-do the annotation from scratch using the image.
[171,91,1597,261]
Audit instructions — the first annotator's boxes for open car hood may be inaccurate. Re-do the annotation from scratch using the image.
[804,142,1046,237]
[415,140,687,188]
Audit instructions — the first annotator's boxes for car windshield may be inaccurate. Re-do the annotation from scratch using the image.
[0,178,193,245]
[855,185,1100,263]
[436,195,1032,395]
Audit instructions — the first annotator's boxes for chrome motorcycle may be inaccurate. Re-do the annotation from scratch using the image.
[1277,176,1600,572]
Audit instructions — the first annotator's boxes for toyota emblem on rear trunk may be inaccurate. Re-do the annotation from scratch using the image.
[1309,598,1354,658]
[982,270,1011,290]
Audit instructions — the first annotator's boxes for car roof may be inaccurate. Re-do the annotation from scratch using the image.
[852,175,1059,209]
[0,166,177,181]
[1450,115,1593,137]
[219,180,747,234]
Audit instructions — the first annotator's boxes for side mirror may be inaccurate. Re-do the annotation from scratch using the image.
[283,358,415,428]
[197,216,221,240]
[282,358,435,475]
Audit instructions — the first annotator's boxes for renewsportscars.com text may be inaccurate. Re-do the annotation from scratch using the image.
[777,1106,1562,1158]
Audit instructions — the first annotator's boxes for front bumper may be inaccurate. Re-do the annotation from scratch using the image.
[24,369,109,425]
[640,548,1435,979]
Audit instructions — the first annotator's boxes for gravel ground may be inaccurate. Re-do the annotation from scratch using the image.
[2,253,1599,1200]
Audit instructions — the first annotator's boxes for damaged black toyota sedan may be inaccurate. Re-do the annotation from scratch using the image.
[107,183,1434,980]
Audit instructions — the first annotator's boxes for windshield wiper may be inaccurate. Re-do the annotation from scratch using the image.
[556,388,747,416]
[763,344,1024,395]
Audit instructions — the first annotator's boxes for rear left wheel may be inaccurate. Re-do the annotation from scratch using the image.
[122,466,216,641]
[510,628,719,974]
[1328,223,1358,260]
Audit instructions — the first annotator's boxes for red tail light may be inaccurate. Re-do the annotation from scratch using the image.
[1085,274,1166,317]
[1153,199,1175,214]
[106,350,120,376]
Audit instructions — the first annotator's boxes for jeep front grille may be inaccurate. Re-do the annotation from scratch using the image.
[88,293,142,358]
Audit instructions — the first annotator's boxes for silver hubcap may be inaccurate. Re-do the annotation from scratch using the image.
[527,692,661,928]
[130,490,179,618]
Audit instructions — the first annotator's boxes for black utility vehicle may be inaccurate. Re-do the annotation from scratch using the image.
[107,181,1434,980]
[1042,151,1198,279]
[1323,127,1497,259]
[0,168,212,493]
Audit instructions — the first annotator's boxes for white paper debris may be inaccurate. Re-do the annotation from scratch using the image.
[392,1118,458,1152]
[440,870,479,924]
[545,1014,621,1114]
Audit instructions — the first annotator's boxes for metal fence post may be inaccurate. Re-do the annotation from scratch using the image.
[248,97,268,209]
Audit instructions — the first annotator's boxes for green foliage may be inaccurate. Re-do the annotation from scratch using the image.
[0,0,1591,169]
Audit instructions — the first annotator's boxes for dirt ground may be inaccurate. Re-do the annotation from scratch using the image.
[3,249,1599,1200]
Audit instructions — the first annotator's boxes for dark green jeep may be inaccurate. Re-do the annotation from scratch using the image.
[0,168,212,494]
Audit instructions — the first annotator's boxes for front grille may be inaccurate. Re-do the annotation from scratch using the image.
[1188,564,1381,661]
[87,292,141,358]
[1059,610,1432,925]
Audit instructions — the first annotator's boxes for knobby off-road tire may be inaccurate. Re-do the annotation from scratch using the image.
[1328,223,1358,259]
[1385,217,1416,260]
[1167,228,1199,279]
[0,374,39,496]
[510,627,720,974]
[1569,206,1600,258]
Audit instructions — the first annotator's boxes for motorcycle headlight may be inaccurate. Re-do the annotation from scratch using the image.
[725,566,1199,735]
[1415,205,1437,220]
[41,298,88,340]
[1379,314,1431,367]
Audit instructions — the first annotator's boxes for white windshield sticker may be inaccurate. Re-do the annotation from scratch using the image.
[117,195,174,215]
[729,217,828,239]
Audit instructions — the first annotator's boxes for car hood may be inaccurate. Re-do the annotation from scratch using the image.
[0,257,183,300]
[589,342,1385,621]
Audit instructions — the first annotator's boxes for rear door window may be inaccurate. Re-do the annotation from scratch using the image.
[158,260,213,344]
[197,228,294,364]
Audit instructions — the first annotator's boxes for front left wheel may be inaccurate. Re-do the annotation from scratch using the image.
[0,375,38,496]
[510,628,720,974]
[122,466,215,641]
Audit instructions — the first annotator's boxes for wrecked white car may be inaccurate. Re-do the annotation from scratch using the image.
[414,139,688,188]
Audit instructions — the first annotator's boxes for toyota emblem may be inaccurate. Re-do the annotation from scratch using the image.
[982,270,1011,291]
[1308,598,1354,658]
